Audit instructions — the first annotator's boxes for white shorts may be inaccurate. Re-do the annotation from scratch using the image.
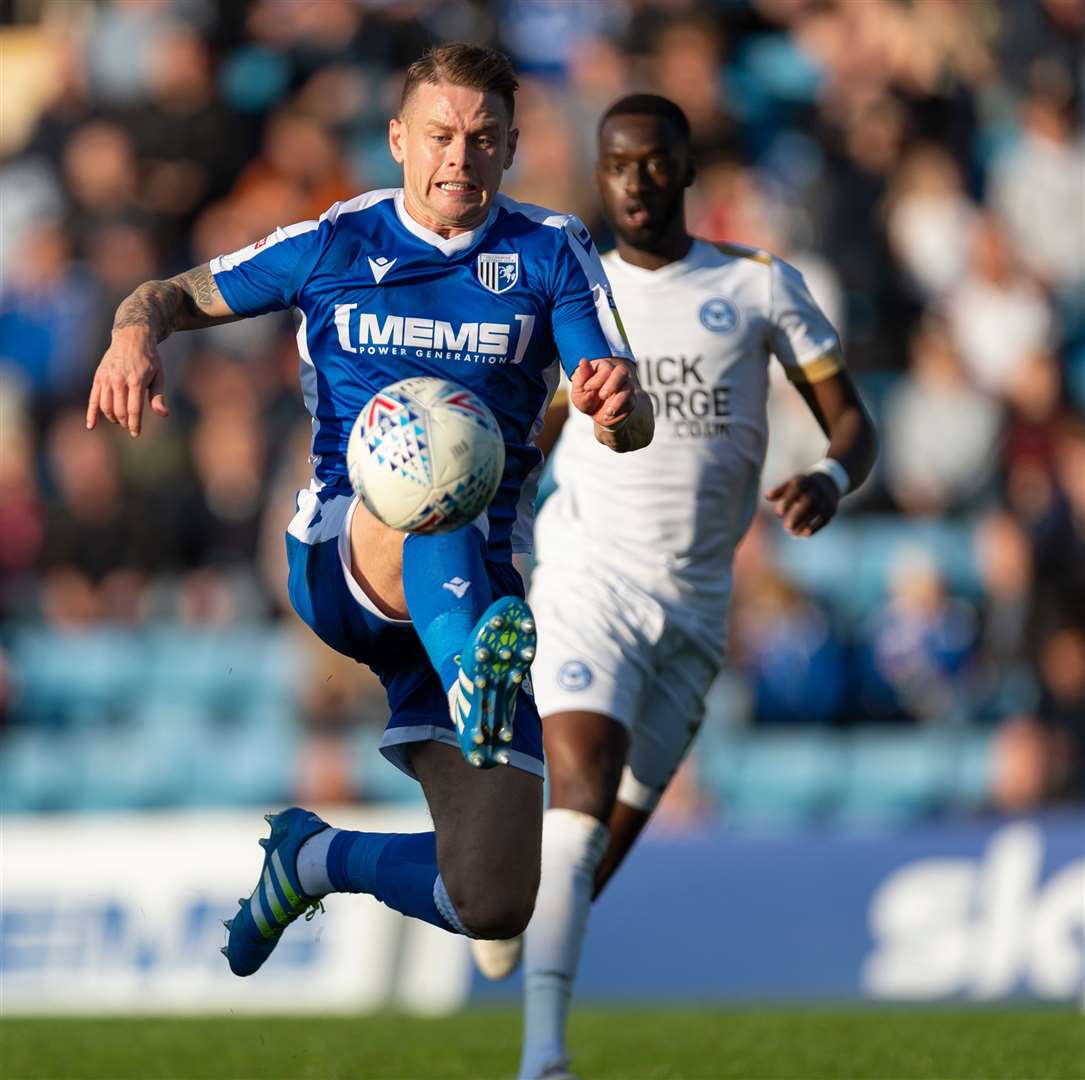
[528,563,721,813]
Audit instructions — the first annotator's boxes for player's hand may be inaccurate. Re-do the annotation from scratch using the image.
[765,472,840,537]
[570,358,635,429]
[86,326,170,437]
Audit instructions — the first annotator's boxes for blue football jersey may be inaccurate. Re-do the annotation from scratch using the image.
[210,188,631,559]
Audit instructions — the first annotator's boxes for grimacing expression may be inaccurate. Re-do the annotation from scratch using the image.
[389,82,518,234]
[596,114,692,249]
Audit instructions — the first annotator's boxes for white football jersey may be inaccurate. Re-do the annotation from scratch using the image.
[534,239,842,650]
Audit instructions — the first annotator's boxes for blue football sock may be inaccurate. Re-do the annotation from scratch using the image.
[324,830,469,934]
[402,526,493,691]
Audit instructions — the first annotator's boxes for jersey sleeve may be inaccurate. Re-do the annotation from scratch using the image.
[209,218,327,316]
[547,217,634,377]
[767,257,842,384]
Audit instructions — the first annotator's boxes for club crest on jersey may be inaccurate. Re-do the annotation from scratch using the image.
[699,296,739,334]
[557,660,593,691]
[477,253,519,294]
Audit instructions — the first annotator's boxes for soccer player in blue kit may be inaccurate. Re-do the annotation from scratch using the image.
[85,44,653,974]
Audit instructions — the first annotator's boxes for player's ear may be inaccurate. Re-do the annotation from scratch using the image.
[389,116,406,164]
[504,127,519,170]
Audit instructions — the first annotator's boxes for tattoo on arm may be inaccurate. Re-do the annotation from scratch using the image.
[175,265,222,318]
[112,280,182,339]
[111,264,234,341]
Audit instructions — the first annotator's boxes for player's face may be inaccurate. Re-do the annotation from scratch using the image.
[596,115,691,250]
[390,82,518,236]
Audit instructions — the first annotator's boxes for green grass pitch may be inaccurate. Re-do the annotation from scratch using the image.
[2,1007,1082,1079]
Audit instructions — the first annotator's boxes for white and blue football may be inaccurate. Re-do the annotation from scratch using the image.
[347,377,505,534]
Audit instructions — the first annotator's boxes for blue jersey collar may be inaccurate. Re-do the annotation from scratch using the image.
[393,190,497,257]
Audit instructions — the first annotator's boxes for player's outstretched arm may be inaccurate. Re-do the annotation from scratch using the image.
[87,264,238,437]
[766,366,877,537]
[570,357,654,453]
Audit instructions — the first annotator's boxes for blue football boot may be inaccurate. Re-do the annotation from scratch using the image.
[221,807,330,977]
[451,596,536,769]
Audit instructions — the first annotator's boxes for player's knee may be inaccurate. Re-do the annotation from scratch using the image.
[447,881,537,940]
[547,747,625,820]
[548,771,614,821]
[466,898,535,940]
[544,713,628,819]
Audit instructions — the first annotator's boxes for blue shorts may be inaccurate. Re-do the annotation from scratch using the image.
[285,484,544,779]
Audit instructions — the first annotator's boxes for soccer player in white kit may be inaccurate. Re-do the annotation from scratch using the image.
[473,95,878,1080]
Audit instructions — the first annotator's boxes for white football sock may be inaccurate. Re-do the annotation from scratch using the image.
[518,808,609,1080]
[296,827,340,897]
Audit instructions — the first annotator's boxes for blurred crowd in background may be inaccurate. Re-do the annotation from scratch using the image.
[1,0,1083,821]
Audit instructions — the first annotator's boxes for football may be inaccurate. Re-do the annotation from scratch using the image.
[347,377,505,533]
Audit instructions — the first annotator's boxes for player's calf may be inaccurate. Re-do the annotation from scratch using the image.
[410,740,543,939]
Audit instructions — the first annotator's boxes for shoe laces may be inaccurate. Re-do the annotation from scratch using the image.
[303,899,325,922]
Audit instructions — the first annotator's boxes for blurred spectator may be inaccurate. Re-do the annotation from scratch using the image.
[885,144,978,301]
[61,120,142,255]
[0,377,43,603]
[85,0,174,106]
[1036,621,1085,799]
[498,0,626,78]
[944,216,1054,398]
[565,35,632,157]
[186,405,268,568]
[818,93,911,368]
[989,618,1085,811]
[123,24,253,256]
[972,510,1036,719]
[989,72,1085,295]
[652,16,735,161]
[0,155,66,279]
[997,0,1085,87]
[84,220,159,354]
[1028,418,1085,621]
[153,356,272,580]
[733,569,849,727]
[882,318,1001,515]
[504,79,590,221]
[231,108,356,223]
[990,715,1053,812]
[1002,349,1068,478]
[22,29,97,166]
[39,409,152,627]
[0,222,99,402]
[861,554,978,725]
[689,160,778,251]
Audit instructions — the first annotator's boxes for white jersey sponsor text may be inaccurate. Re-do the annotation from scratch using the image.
[536,239,841,649]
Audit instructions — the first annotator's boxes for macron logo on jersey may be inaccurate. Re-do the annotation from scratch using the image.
[334,305,536,366]
[368,255,396,283]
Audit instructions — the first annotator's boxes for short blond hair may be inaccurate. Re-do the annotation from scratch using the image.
[400,43,519,122]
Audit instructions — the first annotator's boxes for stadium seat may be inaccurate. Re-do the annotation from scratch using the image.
[183,699,300,807]
[836,727,958,825]
[776,517,983,621]
[949,728,995,811]
[721,730,847,826]
[70,705,205,811]
[0,726,83,812]
[141,626,302,736]
[10,628,145,727]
